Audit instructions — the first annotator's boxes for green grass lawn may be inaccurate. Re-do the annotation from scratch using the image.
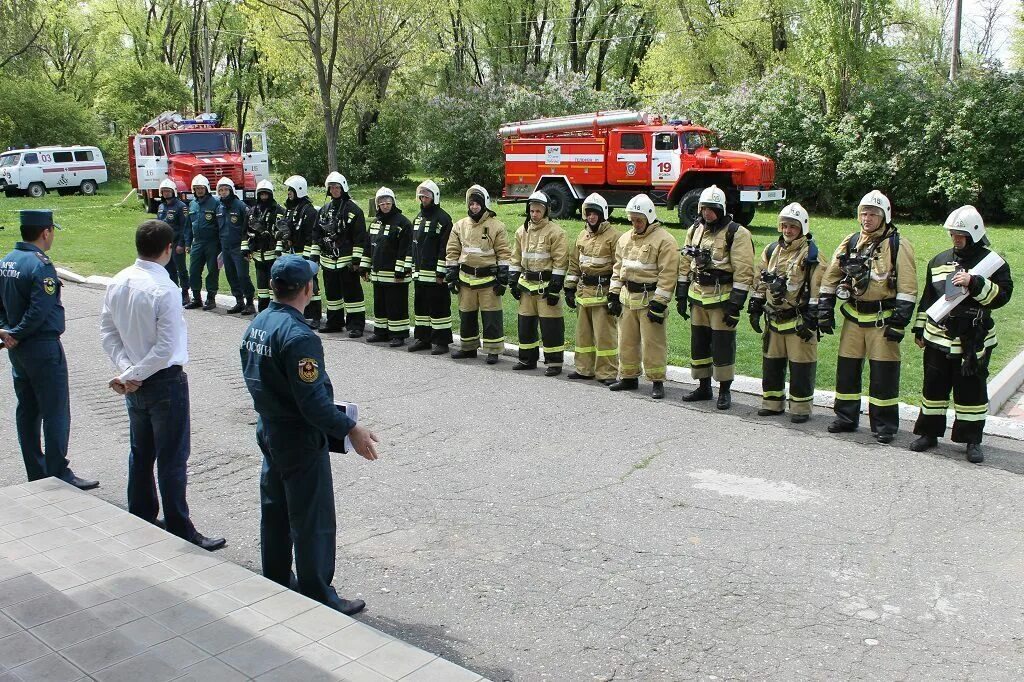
[2,177,1021,405]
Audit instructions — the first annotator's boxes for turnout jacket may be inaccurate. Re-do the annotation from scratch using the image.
[157,197,189,249]
[361,207,413,284]
[243,200,285,255]
[566,221,620,306]
[610,224,679,308]
[284,197,319,258]
[678,216,755,311]
[510,217,569,295]
[445,213,512,288]
[315,196,366,265]
[912,245,1013,357]
[411,203,453,284]
[751,235,823,334]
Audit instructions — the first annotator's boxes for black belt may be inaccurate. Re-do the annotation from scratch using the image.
[522,270,552,282]
[848,298,894,312]
[461,264,496,277]
[695,270,733,286]
[581,274,612,286]
[625,281,657,293]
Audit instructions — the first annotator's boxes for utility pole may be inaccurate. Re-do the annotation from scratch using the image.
[203,4,213,112]
[949,0,963,80]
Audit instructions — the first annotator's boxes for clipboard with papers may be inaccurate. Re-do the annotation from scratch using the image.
[328,402,358,454]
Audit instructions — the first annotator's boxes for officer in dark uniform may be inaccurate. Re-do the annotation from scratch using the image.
[215,177,255,315]
[0,210,98,489]
[240,254,379,615]
[156,178,190,306]
[183,174,221,311]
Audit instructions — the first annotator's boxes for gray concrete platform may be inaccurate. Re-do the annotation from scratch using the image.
[0,478,484,681]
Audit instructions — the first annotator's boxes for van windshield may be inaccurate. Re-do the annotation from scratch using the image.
[0,154,20,168]
[168,131,238,154]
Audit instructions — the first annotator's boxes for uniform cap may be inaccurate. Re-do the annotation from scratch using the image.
[271,254,319,290]
[20,209,61,230]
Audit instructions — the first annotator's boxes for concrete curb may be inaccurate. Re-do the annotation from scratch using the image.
[55,270,1024,442]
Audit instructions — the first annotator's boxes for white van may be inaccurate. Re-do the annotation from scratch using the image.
[0,146,109,198]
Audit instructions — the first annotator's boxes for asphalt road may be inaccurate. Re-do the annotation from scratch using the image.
[2,282,1024,681]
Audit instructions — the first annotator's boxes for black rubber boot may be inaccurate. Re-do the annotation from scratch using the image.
[513,361,537,371]
[651,381,665,400]
[241,298,256,315]
[202,296,217,311]
[716,381,732,410]
[909,435,938,452]
[389,337,406,348]
[758,408,784,417]
[227,297,245,314]
[451,349,477,359]
[348,328,363,338]
[828,420,857,433]
[682,378,712,402]
[790,414,810,424]
[408,339,432,353]
[966,443,984,464]
[431,344,449,356]
[485,353,499,364]
[567,372,594,380]
[544,366,562,377]
[609,378,639,392]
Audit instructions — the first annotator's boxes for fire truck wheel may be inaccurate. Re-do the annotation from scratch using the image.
[27,182,46,199]
[540,183,577,220]
[80,179,98,196]
[677,188,703,227]
[732,203,756,226]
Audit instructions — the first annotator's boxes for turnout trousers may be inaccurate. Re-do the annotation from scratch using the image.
[617,293,667,382]
[321,258,365,331]
[834,321,901,435]
[252,250,276,312]
[458,285,504,354]
[413,281,453,346]
[689,303,736,382]
[913,345,990,444]
[761,329,818,416]
[574,300,618,380]
[517,293,565,367]
[371,281,409,339]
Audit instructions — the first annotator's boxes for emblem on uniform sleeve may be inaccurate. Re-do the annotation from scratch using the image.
[42,277,56,296]
[298,358,319,383]
[205,211,215,221]
[231,214,239,224]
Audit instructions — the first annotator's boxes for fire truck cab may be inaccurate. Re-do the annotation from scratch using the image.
[501,110,786,226]
[129,111,269,213]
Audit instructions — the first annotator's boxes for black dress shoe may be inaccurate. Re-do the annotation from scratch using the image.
[68,476,99,490]
[202,298,217,311]
[758,408,784,416]
[875,432,895,444]
[408,339,431,352]
[790,414,810,424]
[333,598,366,616]
[191,533,226,551]
[184,299,203,310]
[512,361,537,371]
[544,366,562,377]
[567,371,594,380]
[348,329,363,338]
[909,435,937,452]
[366,334,390,343]
[485,353,499,365]
[388,337,405,348]
[651,381,665,399]
[827,420,857,433]
[451,349,477,359]
[226,299,245,314]
[609,378,639,391]
[966,443,984,463]
[716,389,732,410]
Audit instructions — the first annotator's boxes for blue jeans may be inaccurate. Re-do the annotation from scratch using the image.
[125,366,197,541]
[221,243,254,300]
[8,336,73,482]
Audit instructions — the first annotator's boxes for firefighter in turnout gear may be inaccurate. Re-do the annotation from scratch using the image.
[243,179,285,312]
[565,193,622,385]
[408,180,454,354]
[156,178,190,305]
[359,187,413,346]
[608,194,679,399]
[316,172,367,336]
[510,191,569,376]
[749,203,822,423]
[184,174,221,311]
[677,185,755,409]
[445,185,512,364]
[818,190,918,444]
[282,175,322,329]
[215,177,255,315]
[909,206,1013,463]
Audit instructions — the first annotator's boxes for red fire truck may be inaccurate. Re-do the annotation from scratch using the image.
[129,111,270,212]
[501,110,785,226]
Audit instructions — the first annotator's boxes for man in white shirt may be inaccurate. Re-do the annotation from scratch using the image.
[100,220,225,551]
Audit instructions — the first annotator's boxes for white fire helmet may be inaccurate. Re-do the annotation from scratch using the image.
[698,185,727,213]
[527,190,549,215]
[375,186,396,209]
[416,180,440,205]
[284,175,308,199]
[159,178,177,196]
[324,172,349,193]
[256,179,274,198]
[190,174,211,192]
[626,194,658,225]
[216,176,236,192]
[465,185,492,212]
[858,190,892,224]
[944,205,987,244]
[778,202,809,235]
[582,193,609,221]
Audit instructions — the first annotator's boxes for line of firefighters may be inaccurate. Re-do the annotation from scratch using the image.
[161,174,1013,464]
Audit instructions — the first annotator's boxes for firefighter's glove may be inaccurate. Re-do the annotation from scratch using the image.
[445,266,460,294]
[748,297,765,333]
[675,282,690,319]
[646,299,668,325]
[817,296,836,335]
[883,326,905,343]
[564,288,577,310]
[606,293,623,317]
